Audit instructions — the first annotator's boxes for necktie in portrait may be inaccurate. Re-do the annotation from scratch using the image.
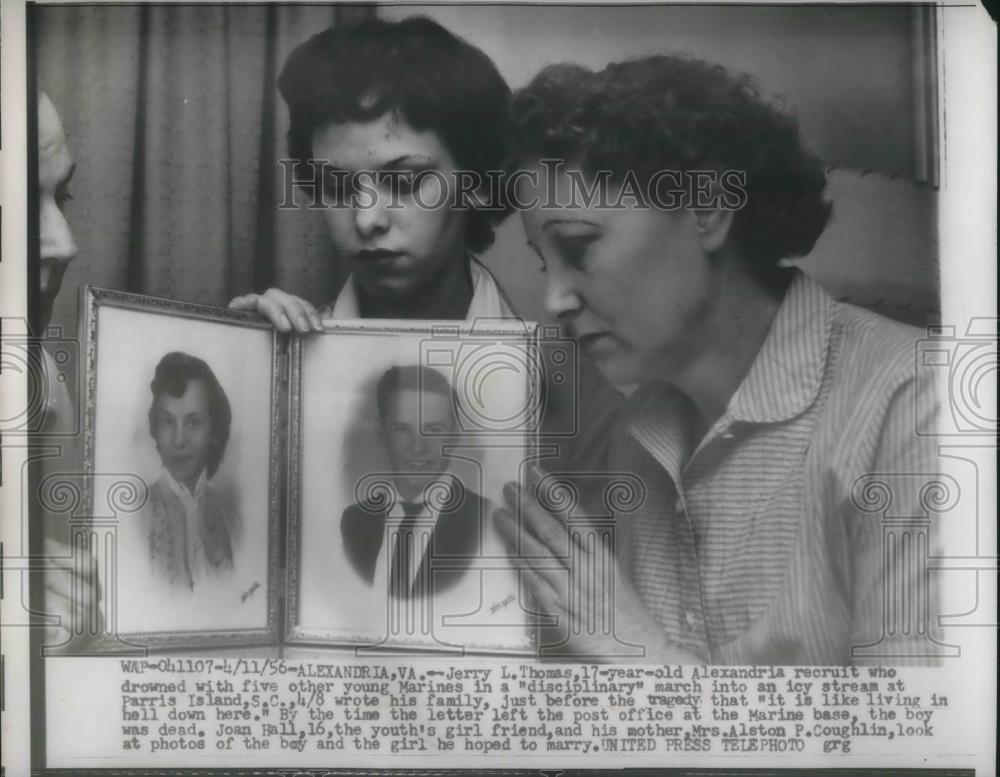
[388,501,430,599]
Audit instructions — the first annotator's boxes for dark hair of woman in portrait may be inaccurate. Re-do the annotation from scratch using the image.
[147,351,232,479]
[498,55,939,666]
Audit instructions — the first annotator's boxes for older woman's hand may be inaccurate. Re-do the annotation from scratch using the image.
[229,288,322,333]
[494,466,700,664]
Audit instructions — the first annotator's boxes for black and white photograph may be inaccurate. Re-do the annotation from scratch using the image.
[80,288,281,646]
[287,322,536,653]
[0,0,995,774]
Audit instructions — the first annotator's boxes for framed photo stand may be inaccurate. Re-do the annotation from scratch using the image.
[79,286,544,655]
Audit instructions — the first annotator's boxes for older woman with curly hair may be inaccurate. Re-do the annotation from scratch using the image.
[495,56,940,665]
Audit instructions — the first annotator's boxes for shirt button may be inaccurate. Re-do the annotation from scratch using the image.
[674,496,685,513]
[682,611,697,631]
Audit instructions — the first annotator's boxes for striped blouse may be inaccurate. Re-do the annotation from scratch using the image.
[611,270,942,665]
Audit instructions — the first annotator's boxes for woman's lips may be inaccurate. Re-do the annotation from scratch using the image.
[577,332,614,352]
[357,249,405,266]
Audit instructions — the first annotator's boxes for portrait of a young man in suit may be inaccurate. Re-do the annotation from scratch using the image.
[340,365,488,599]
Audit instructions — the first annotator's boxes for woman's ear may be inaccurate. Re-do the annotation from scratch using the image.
[693,208,735,253]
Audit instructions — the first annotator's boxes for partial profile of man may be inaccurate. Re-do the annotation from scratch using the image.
[36,90,78,430]
[341,365,489,599]
[35,91,99,645]
[140,352,241,590]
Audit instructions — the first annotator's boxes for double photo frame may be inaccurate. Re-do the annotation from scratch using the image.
[77,286,553,655]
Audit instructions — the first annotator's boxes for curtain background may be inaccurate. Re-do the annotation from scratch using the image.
[34,4,372,339]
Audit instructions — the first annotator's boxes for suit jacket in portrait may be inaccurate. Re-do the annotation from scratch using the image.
[340,489,489,597]
[143,473,238,589]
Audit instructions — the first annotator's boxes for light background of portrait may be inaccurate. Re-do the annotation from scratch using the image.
[92,307,273,635]
[295,331,532,650]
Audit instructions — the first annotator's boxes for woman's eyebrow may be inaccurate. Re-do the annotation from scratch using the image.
[542,218,600,230]
[319,156,434,174]
[380,155,434,169]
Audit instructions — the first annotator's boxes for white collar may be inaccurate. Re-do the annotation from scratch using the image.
[388,473,460,519]
[326,255,516,321]
[162,468,207,501]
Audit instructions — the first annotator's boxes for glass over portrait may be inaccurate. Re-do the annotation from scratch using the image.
[73,288,281,649]
[286,320,541,654]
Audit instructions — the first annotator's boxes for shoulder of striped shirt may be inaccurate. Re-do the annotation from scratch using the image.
[824,300,937,475]
[828,297,926,392]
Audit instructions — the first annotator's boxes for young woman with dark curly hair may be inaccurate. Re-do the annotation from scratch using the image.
[229,16,515,325]
[496,56,940,665]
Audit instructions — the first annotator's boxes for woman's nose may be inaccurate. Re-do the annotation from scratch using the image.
[353,179,390,238]
[543,261,583,321]
[172,425,188,449]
